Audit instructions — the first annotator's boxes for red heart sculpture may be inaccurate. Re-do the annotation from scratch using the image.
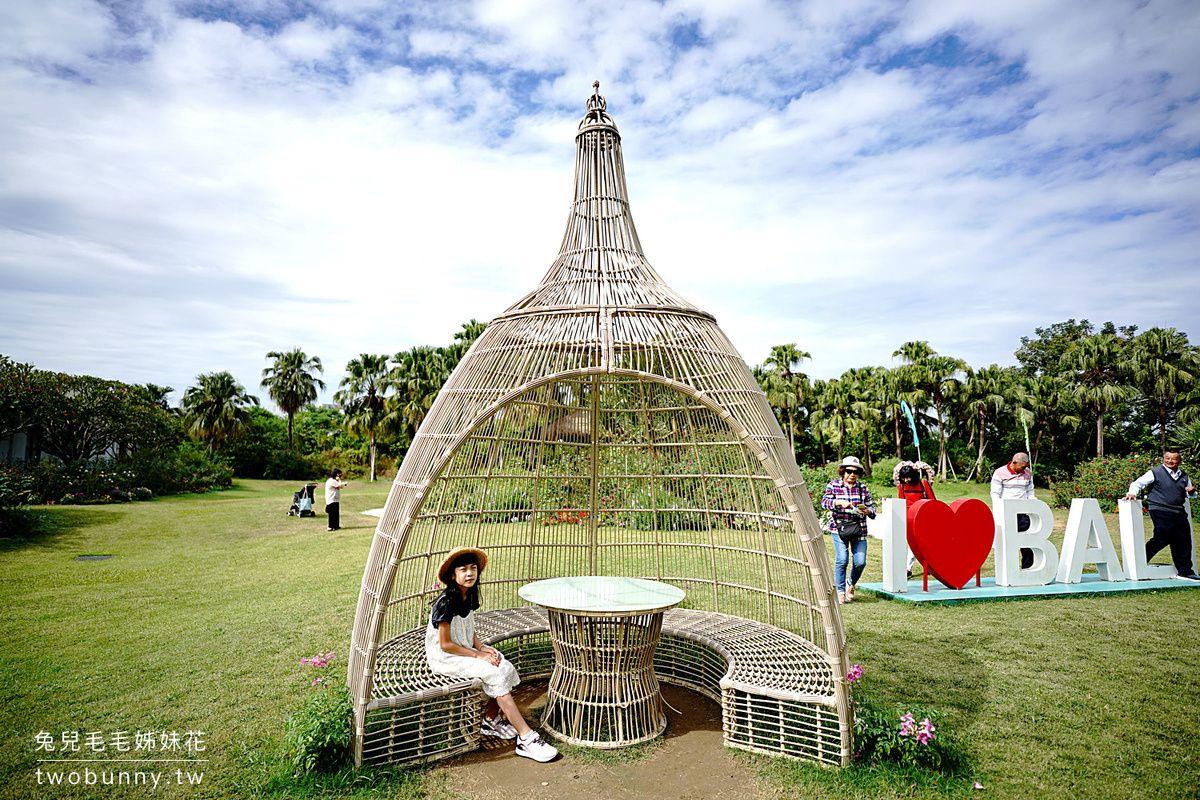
[907,498,995,590]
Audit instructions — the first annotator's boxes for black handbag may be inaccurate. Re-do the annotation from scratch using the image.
[837,514,865,542]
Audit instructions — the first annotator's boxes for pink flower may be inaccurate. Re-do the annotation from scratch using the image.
[899,712,916,737]
[846,664,863,683]
[301,651,337,668]
[916,718,936,744]
[973,782,984,790]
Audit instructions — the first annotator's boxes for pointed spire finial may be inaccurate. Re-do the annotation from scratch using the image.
[580,80,614,130]
[588,81,604,112]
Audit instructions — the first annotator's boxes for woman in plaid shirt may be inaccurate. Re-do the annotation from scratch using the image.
[821,456,876,604]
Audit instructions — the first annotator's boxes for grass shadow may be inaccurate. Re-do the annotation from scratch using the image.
[0,506,127,552]
[753,752,981,799]
[846,629,991,735]
[258,761,428,798]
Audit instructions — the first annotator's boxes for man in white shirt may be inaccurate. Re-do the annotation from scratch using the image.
[325,468,348,532]
[991,453,1035,569]
[1124,449,1199,581]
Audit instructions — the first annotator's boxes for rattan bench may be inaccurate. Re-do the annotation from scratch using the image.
[360,606,844,766]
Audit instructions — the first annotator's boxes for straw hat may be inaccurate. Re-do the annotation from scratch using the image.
[438,547,488,586]
[837,456,864,475]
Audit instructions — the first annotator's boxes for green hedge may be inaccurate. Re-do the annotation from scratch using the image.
[9,443,233,504]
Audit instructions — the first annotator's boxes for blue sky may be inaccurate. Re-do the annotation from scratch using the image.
[1,0,1197,409]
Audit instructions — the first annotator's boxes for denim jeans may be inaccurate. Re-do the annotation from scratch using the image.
[833,534,868,592]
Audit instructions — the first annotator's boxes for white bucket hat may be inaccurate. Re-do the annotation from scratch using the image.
[837,456,864,475]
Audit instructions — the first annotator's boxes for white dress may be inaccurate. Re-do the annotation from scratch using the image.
[424,607,520,698]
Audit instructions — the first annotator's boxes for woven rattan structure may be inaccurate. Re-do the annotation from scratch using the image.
[347,82,852,766]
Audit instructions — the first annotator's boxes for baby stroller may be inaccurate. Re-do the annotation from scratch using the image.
[288,484,318,517]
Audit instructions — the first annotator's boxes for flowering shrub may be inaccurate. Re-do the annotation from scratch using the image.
[0,465,33,511]
[1049,454,1160,512]
[855,699,962,772]
[17,444,230,504]
[0,465,38,537]
[542,507,588,525]
[850,666,969,775]
[285,687,352,774]
[300,651,337,687]
[899,711,936,744]
[799,464,836,517]
[286,650,351,774]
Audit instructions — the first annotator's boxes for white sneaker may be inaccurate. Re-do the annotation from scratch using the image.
[481,715,518,740]
[515,731,558,762]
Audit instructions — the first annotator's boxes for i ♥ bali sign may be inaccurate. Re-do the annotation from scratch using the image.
[877,497,1189,594]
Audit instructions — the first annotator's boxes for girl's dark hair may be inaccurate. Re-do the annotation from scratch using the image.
[898,465,920,483]
[447,551,479,576]
[330,468,342,478]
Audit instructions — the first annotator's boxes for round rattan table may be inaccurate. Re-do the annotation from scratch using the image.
[518,576,685,749]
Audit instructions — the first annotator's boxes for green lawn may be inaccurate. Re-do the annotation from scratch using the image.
[0,479,1197,799]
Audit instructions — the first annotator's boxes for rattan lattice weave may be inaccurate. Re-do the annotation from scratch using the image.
[543,608,667,747]
[348,83,852,766]
[362,606,845,765]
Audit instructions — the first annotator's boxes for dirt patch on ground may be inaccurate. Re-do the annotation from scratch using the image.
[427,682,772,800]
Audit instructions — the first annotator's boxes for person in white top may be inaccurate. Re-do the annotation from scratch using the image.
[991,453,1035,568]
[426,547,559,762]
[1123,449,1199,581]
[325,469,348,531]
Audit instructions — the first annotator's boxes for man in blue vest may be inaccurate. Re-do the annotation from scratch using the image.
[1124,448,1199,581]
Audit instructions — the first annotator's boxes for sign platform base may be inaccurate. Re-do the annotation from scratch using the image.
[860,574,1200,604]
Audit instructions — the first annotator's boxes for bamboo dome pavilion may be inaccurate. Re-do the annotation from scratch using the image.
[346,82,852,766]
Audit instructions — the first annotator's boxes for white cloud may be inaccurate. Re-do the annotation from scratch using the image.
[0,0,1197,408]
[0,0,114,64]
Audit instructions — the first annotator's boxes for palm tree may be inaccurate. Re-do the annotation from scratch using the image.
[757,366,798,449]
[811,378,855,463]
[455,319,488,347]
[180,372,259,452]
[261,348,325,450]
[762,344,811,454]
[441,319,489,372]
[335,354,392,482]
[387,346,453,442]
[1173,418,1200,462]
[1180,387,1200,426]
[841,366,883,475]
[880,366,924,459]
[1014,374,1080,464]
[893,342,964,481]
[894,340,936,364]
[809,379,830,464]
[959,365,1013,481]
[764,344,811,378]
[1129,327,1200,450]
[134,383,175,411]
[1064,333,1132,457]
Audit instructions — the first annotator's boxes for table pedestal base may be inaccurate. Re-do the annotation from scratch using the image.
[542,609,667,748]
